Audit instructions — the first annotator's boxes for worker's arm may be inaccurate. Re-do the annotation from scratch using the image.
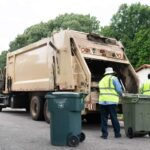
[112,76,123,96]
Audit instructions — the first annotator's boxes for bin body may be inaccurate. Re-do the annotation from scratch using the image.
[46,92,86,146]
[122,93,150,137]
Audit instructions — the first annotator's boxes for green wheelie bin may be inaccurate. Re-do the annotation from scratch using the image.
[122,93,150,138]
[45,92,87,147]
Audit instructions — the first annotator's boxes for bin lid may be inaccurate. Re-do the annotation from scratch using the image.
[52,92,79,95]
[122,93,138,98]
[45,92,87,98]
[122,93,150,103]
[122,93,150,99]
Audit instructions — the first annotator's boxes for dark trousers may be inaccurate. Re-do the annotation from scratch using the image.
[100,104,120,137]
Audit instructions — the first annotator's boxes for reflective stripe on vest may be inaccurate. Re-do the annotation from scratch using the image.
[99,75,119,103]
[141,80,150,95]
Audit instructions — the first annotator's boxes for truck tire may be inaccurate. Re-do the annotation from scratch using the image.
[30,96,44,120]
[44,99,50,123]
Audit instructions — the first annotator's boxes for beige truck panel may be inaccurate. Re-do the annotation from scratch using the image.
[50,31,76,90]
[49,30,90,92]
[6,39,54,91]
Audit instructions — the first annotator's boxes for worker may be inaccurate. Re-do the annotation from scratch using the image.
[99,67,123,139]
[140,73,150,95]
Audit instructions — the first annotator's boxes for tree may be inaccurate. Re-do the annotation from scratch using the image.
[0,51,7,69]
[9,13,100,51]
[9,22,49,51]
[0,13,100,68]
[52,13,100,33]
[101,3,150,67]
[131,28,150,67]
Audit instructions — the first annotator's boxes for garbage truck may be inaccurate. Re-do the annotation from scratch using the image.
[0,29,139,123]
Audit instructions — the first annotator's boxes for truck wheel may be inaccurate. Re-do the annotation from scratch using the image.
[0,107,2,112]
[30,96,44,120]
[44,99,50,123]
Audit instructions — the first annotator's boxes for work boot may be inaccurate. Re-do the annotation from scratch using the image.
[100,135,107,139]
[115,133,121,138]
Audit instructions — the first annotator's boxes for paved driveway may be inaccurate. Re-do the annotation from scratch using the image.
[0,108,150,150]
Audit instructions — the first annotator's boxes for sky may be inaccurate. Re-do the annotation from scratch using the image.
[0,0,149,53]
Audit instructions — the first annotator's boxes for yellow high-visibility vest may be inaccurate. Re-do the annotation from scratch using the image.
[99,75,119,103]
[141,80,150,95]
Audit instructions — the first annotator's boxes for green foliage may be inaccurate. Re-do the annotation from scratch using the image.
[9,22,49,51]
[131,28,150,67]
[0,51,8,69]
[101,3,150,68]
[9,13,100,51]
[9,34,28,52]
[0,13,100,69]
[52,13,100,33]
[1,6,149,69]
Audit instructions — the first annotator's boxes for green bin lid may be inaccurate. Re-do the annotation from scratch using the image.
[123,93,150,99]
[45,92,87,98]
[122,93,150,103]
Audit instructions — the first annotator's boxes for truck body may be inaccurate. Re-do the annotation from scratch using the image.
[0,30,139,123]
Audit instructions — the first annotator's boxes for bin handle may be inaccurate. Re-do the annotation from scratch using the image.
[81,93,88,99]
[131,97,139,103]
[80,93,88,104]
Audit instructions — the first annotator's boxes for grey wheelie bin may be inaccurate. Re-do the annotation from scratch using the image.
[122,93,150,138]
[45,92,87,147]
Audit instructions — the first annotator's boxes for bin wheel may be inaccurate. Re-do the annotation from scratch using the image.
[67,135,79,147]
[127,127,134,138]
[79,132,86,142]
